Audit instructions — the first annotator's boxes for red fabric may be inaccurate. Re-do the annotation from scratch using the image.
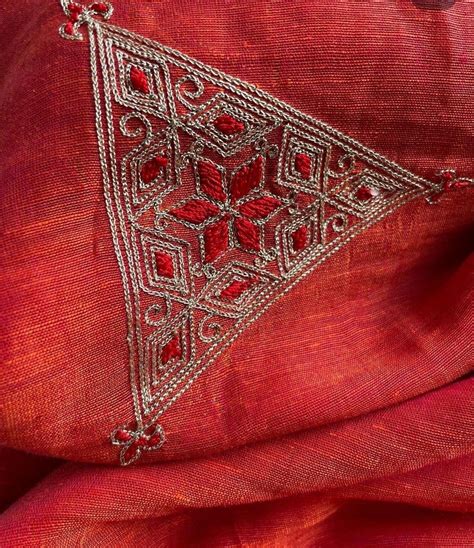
[0,0,473,545]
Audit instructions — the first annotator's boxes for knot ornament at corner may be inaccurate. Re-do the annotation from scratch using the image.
[59,2,113,40]
[111,423,166,466]
[426,170,474,204]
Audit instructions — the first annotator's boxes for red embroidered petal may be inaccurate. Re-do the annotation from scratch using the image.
[68,4,83,22]
[234,217,260,251]
[204,218,229,262]
[294,153,312,180]
[135,437,148,448]
[161,335,182,365]
[213,113,245,135]
[220,278,257,301]
[154,250,174,278]
[171,199,220,224]
[114,429,132,443]
[239,196,281,219]
[122,443,140,464]
[141,156,167,184]
[130,66,150,94]
[64,21,75,35]
[90,2,108,13]
[68,3,82,13]
[198,161,226,202]
[230,156,263,201]
[356,186,375,201]
[291,225,308,251]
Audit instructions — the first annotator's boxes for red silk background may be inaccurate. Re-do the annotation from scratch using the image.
[0,0,473,545]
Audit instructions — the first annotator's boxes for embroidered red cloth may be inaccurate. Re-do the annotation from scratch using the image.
[0,0,473,545]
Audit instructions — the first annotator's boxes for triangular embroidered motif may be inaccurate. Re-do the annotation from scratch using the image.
[58,2,469,465]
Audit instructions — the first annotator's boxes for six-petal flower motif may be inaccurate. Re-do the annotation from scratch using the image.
[169,155,284,262]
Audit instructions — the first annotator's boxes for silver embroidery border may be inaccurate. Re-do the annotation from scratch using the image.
[86,19,439,451]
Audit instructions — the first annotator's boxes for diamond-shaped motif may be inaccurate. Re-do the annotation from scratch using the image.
[276,206,321,275]
[184,95,280,157]
[143,313,192,400]
[200,262,276,316]
[135,229,191,297]
[332,169,413,217]
[278,127,331,194]
[108,44,170,116]
[122,130,178,216]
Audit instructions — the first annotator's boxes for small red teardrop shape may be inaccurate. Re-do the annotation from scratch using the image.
[91,2,108,13]
[213,114,245,135]
[130,66,150,94]
[356,186,374,201]
[115,429,132,443]
[141,156,167,184]
[294,153,312,180]
[65,21,75,35]
[123,444,139,463]
[291,225,308,252]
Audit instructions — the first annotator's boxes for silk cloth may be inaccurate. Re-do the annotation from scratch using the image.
[0,0,473,545]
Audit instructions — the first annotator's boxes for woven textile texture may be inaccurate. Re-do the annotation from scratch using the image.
[0,0,473,546]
